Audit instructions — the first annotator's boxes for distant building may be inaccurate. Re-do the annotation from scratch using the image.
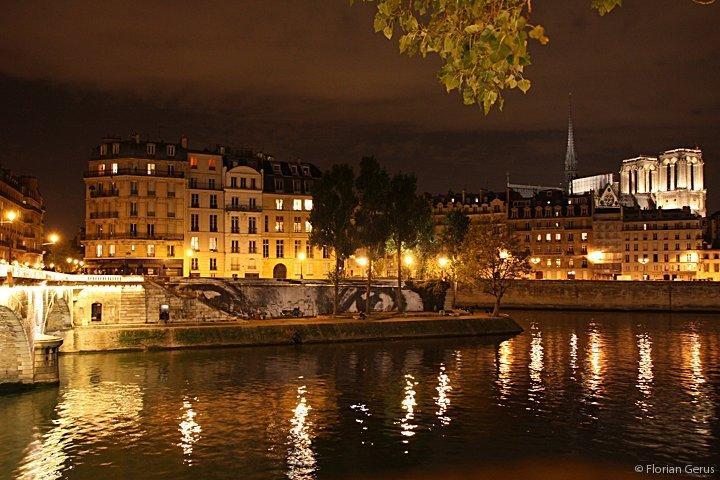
[571,173,615,196]
[83,135,332,279]
[0,169,45,267]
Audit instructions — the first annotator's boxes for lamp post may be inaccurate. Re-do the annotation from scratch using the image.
[298,251,306,280]
[438,255,449,280]
[0,210,19,265]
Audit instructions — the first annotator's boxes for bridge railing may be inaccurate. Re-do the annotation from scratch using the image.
[0,264,144,283]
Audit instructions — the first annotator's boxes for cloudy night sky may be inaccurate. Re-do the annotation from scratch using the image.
[0,0,717,235]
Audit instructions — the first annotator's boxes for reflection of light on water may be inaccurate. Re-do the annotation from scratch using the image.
[528,326,544,405]
[15,382,143,480]
[584,325,605,400]
[287,384,316,480]
[434,364,452,426]
[178,397,201,465]
[399,374,418,453]
[569,332,578,376]
[636,333,653,415]
[496,341,513,403]
[350,404,372,445]
[682,332,712,434]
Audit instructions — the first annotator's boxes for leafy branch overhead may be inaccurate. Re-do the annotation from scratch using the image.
[353,0,713,114]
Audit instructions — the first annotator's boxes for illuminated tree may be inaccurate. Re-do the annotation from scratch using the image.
[458,218,530,316]
[354,0,713,113]
[440,209,470,309]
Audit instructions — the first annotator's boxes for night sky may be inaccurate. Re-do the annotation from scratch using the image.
[0,0,717,235]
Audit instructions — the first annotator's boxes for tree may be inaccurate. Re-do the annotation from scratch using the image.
[457,218,530,316]
[355,156,391,317]
[440,209,470,309]
[354,0,713,113]
[386,172,433,312]
[309,164,359,316]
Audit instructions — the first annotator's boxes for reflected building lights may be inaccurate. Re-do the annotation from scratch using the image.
[434,364,452,426]
[178,396,201,465]
[287,384,316,480]
[350,404,372,445]
[636,333,654,415]
[584,324,605,400]
[399,374,418,453]
[569,332,578,377]
[528,325,544,405]
[683,332,712,434]
[496,340,513,403]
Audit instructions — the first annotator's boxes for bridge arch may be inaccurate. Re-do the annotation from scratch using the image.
[0,306,33,384]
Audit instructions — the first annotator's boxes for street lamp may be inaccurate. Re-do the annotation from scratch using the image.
[298,251,306,279]
[44,232,60,245]
[356,256,368,267]
[638,257,649,265]
[499,249,510,260]
[403,254,414,267]
[438,256,449,268]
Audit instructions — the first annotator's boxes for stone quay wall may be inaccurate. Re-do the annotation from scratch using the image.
[456,280,720,312]
[58,316,522,353]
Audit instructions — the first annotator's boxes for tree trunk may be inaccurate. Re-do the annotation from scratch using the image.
[452,274,458,310]
[492,296,502,317]
[365,257,373,317]
[396,246,403,313]
[333,257,341,316]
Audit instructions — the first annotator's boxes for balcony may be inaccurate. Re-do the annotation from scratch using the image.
[90,211,119,219]
[84,168,185,179]
[90,189,119,198]
[84,233,184,241]
[189,182,222,191]
[225,204,262,212]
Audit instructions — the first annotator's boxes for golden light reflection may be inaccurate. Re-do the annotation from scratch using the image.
[682,331,712,434]
[16,382,143,480]
[528,325,544,404]
[434,364,452,426]
[287,383,316,480]
[350,403,372,445]
[496,340,513,402]
[584,325,605,400]
[569,332,578,379]
[399,374,418,453]
[636,333,654,415]
[178,396,201,465]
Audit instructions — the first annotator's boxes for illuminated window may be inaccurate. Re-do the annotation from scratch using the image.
[208,158,217,170]
[293,199,302,211]
[275,216,284,232]
[555,233,561,241]
[209,237,218,252]
[111,163,118,174]
[545,233,551,242]
[108,244,115,257]
[96,244,103,257]
[167,145,175,156]
[147,244,155,257]
[190,156,198,169]
[304,199,313,210]
[581,232,588,241]
[276,199,284,210]
[305,221,312,233]
[147,163,156,175]
[190,236,199,251]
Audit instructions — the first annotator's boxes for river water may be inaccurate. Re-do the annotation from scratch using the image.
[1,310,718,479]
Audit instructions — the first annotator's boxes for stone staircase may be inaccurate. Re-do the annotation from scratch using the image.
[443,287,454,311]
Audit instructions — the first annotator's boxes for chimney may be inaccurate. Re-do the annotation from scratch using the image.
[180,135,189,149]
[132,132,140,144]
[219,145,226,155]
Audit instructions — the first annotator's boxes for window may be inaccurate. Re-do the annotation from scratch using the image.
[322,246,330,258]
[209,258,217,270]
[167,245,175,257]
[249,197,257,209]
[147,224,155,237]
[302,166,310,176]
[230,176,237,188]
[262,239,270,258]
[147,163,156,175]
[130,223,138,236]
[191,194,199,208]
[191,214,199,231]
[111,163,118,174]
[208,158,217,170]
[304,199,313,210]
[130,202,138,216]
[99,144,106,156]
[147,143,156,155]
[248,240,257,254]
[276,240,284,258]
[209,214,218,232]
[294,217,302,233]
[555,233,561,241]
[147,244,156,257]
[231,240,239,253]
[209,237,218,252]
[130,181,138,195]
[274,178,284,191]
[293,179,302,193]
[294,240,302,256]
[190,156,198,169]
[248,217,257,234]
[276,199,284,210]
[109,244,116,257]
[240,177,247,189]
[210,194,218,209]
[272,164,282,175]
[545,233,551,242]
[190,236,199,251]
[251,178,257,189]
[96,244,103,257]
[275,216,284,232]
[306,243,314,258]
[167,145,175,157]
[264,215,269,232]
[305,221,312,233]
[209,179,216,189]
[112,143,120,154]
[191,258,199,270]
[290,165,299,176]
[231,216,240,234]
[293,199,302,210]
[581,232,588,241]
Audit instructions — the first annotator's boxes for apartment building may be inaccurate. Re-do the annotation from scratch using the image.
[0,169,45,266]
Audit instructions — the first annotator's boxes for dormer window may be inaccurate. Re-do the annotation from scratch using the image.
[189,156,198,169]
[112,143,120,154]
[208,158,217,170]
[301,166,310,176]
[290,165,299,176]
[147,143,156,155]
[167,145,176,157]
[100,144,108,156]
[272,164,282,175]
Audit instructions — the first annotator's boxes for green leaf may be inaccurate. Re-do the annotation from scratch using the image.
[517,79,531,93]
[383,25,393,39]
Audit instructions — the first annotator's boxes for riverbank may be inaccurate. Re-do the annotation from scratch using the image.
[57,314,522,353]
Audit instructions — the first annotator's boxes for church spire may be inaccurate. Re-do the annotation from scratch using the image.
[564,92,578,194]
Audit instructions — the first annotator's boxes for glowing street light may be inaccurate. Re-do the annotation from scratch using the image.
[587,250,604,264]
[44,232,60,245]
[298,251,307,279]
[638,257,649,265]
[185,248,195,257]
[499,249,510,260]
[356,256,368,267]
[3,210,18,223]
[438,256,449,268]
[403,254,414,267]
[530,257,541,264]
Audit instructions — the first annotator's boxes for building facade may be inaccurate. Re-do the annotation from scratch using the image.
[0,169,45,267]
[83,136,332,279]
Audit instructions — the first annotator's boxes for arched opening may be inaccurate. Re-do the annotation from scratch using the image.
[273,263,287,279]
[91,302,103,322]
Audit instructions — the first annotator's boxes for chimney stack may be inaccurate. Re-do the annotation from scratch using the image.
[132,132,141,144]
[180,135,189,149]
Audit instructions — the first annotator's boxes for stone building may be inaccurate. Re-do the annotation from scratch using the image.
[507,188,594,280]
[619,148,706,216]
[620,207,703,281]
[0,168,45,267]
[83,136,332,279]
